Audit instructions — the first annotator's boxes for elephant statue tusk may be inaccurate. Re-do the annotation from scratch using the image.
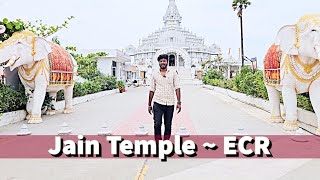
[0,25,5,34]
[3,59,15,68]
[3,56,18,67]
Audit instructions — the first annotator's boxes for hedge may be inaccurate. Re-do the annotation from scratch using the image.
[0,84,27,113]
[0,75,117,113]
[57,75,117,101]
[203,67,314,112]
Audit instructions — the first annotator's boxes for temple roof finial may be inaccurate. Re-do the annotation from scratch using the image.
[163,0,182,27]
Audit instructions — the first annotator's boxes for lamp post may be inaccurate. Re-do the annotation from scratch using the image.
[240,13,245,67]
[232,0,251,67]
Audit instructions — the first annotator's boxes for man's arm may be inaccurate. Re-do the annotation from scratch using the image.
[174,72,181,113]
[176,88,181,104]
[148,75,156,115]
[148,91,155,106]
[175,88,181,113]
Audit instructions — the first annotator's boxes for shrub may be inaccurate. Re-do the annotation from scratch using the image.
[203,66,314,112]
[72,81,100,97]
[94,75,117,91]
[73,82,87,97]
[205,69,224,80]
[57,90,64,101]
[116,80,125,90]
[202,76,209,84]
[58,75,117,99]
[0,84,27,113]
[297,93,314,112]
[43,93,56,110]
[85,81,102,94]
[234,68,268,99]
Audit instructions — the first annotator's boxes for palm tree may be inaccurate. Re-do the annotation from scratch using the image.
[232,0,251,67]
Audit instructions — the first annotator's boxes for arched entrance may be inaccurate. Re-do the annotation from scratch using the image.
[169,54,175,66]
[153,47,191,69]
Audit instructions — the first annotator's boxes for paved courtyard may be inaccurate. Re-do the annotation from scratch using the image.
[0,84,318,180]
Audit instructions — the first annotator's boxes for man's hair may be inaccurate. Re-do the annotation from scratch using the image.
[157,54,168,61]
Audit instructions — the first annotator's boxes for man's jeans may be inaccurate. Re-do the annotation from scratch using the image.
[153,102,174,141]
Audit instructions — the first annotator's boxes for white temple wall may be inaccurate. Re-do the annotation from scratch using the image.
[97,58,126,80]
[97,58,112,76]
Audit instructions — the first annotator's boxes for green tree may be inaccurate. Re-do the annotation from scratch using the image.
[24,16,75,38]
[232,0,251,67]
[0,18,25,42]
[0,16,75,41]
[213,54,224,65]
[52,36,61,45]
[74,52,108,80]
[205,69,225,80]
[66,46,77,52]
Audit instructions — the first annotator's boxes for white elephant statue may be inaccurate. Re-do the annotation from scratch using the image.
[0,29,78,124]
[264,14,320,134]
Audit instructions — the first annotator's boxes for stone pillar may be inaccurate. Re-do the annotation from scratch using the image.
[227,65,231,79]
[117,62,121,80]
[191,66,195,79]
[177,54,179,67]
[146,66,152,79]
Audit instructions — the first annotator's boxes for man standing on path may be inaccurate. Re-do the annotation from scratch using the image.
[148,54,181,141]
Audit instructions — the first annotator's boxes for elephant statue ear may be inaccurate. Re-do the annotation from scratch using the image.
[275,25,299,55]
[33,37,52,61]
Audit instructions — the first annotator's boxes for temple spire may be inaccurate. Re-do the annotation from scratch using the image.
[163,0,182,27]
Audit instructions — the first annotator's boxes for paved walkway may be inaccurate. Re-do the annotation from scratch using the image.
[0,84,318,180]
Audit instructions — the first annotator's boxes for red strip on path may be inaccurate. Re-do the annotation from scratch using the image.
[113,103,197,135]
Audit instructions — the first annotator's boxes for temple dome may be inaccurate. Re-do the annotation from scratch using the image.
[125,45,136,55]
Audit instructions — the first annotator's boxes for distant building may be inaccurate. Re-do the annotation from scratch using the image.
[78,49,131,80]
[125,0,220,81]
[81,0,250,82]
[205,54,252,79]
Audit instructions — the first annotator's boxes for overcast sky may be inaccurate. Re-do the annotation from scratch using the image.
[1,0,320,67]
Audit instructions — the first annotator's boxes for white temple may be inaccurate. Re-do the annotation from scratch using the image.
[125,0,220,81]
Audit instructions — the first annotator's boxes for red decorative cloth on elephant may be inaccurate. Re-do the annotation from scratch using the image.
[48,42,74,85]
[264,44,282,86]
